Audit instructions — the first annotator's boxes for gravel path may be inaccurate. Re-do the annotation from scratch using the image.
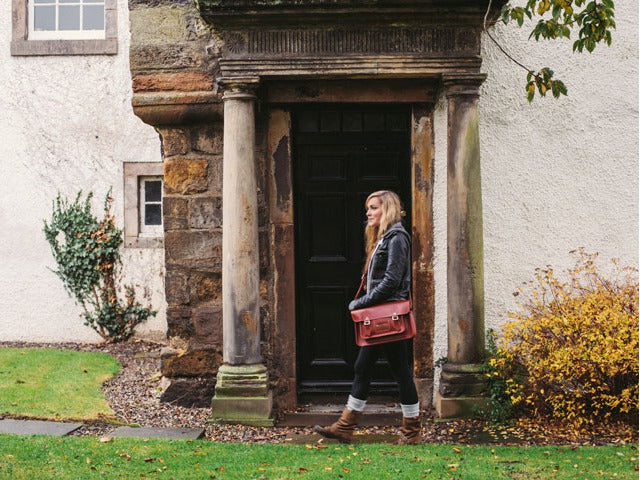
[1,340,636,445]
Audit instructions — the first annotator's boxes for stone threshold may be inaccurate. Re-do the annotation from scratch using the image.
[278,403,403,427]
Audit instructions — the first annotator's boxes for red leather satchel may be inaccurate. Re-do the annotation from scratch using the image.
[350,276,416,347]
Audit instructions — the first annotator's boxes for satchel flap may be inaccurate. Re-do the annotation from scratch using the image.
[351,300,411,323]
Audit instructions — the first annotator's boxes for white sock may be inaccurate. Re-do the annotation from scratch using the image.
[346,395,367,412]
[401,402,420,418]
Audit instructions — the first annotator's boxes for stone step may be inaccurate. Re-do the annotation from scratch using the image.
[278,404,403,427]
[0,419,82,436]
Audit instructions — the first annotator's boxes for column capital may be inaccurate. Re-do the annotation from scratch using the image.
[217,76,260,100]
[442,73,487,98]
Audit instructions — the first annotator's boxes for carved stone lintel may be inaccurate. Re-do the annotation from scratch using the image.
[221,27,480,58]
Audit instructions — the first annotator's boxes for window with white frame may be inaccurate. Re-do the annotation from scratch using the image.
[123,162,164,248]
[11,0,117,56]
[30,0,105,40]
[139,176,163,237]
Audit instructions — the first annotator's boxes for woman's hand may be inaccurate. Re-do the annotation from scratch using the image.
[348,300,358,311]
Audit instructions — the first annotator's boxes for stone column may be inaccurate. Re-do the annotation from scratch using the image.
[436,73,488,418]
[210,76,273,426]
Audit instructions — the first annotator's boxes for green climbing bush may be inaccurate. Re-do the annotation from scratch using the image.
[44,191,156,342]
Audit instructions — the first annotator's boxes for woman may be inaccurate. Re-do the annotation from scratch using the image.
[313,190,421,445]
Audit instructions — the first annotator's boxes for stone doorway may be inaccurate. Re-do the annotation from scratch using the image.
[265,84,437,410]
[292,104,413,395]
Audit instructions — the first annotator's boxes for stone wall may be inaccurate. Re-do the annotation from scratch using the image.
[128,0,280,406]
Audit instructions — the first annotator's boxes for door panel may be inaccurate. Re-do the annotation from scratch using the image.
[294,105,411,394]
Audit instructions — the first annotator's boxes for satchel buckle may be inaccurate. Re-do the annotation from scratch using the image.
[363,319,371,326]
[392,314,399,321]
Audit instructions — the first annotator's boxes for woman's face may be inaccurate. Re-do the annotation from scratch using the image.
[366,196,383,228]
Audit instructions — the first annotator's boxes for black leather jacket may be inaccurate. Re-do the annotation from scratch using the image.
[349,222,411,310]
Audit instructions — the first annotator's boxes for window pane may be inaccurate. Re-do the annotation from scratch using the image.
[34,6,55,31]
[34,0,54,4]
[144,180,162,202]
[58,6,80,30]
[145,204,162,226]
[83,5,104,30]
[60,0,81,3]
[83,0,104,3]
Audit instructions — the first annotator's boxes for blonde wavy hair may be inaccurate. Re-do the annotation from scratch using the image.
[363,190,404,272]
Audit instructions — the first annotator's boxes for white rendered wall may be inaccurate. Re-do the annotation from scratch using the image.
[432,1,639,384]
[0,0,166,342]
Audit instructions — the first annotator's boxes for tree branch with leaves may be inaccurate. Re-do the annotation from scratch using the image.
[491,0,616,101]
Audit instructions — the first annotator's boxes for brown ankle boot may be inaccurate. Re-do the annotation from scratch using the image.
[397,416,421,445]
[313,408,361,444]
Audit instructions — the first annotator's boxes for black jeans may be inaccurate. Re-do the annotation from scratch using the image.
[350,339,418,405]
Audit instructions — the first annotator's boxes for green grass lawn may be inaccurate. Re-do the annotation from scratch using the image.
[0,347,120,420]
[0,436,636,479]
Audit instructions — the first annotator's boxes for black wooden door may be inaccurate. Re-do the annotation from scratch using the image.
[293,105,411,394]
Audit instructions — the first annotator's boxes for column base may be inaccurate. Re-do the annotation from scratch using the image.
[210,364,274,426]
[436,363,487,419]
[435,391,487,419]
[439,363,486,397]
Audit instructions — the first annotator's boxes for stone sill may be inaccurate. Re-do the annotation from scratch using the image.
[11,39,117,56]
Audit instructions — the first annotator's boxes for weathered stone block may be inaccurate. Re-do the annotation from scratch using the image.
[165,270,190,305]
[159,376,216,407]
[164,196,189,216]
[130,44,205,71]
[166,305,193,338]
[133,72,214,93]
[161,347,222,377]
[158,128,190,157]
[190,272,221,304]
[191,124,223,154]
[435,392,487,419]
[165,230,221,262]
[189,197,222,229]
[129,6,190,45]
[164,157,209,194]
[163,196,190,231]
[192,305,222,345]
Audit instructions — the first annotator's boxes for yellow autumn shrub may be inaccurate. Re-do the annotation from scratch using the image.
[495,250,638,427]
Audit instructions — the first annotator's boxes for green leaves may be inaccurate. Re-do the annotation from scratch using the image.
[525,68,568,102]
[499,0,616,100]
[43,190,156,342]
